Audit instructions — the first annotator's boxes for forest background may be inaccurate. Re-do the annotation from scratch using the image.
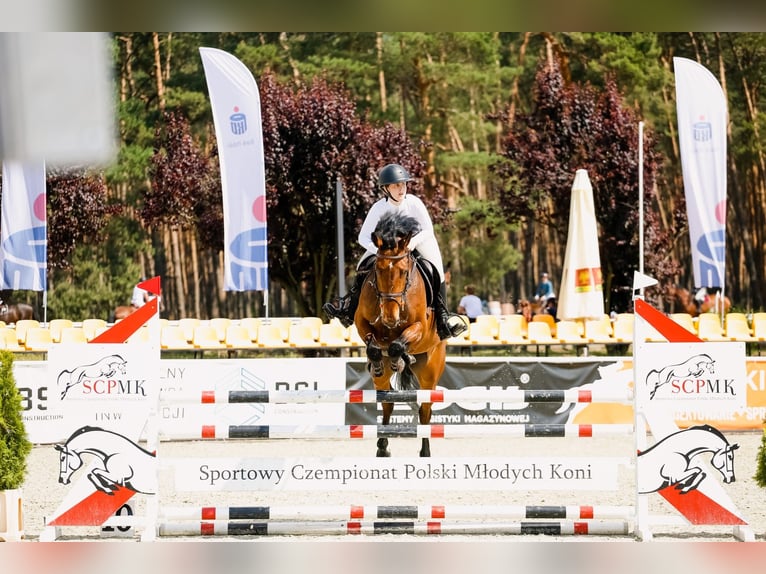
[2,32,765,322]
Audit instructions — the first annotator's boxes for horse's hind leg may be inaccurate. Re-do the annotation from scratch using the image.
[377,401,393,457]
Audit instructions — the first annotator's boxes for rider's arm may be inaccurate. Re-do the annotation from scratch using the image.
[358,200,386,254]
[406,196,435,251]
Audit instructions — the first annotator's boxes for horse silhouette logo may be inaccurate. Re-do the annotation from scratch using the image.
[57,354,128,399]
[54,426,156,495]
[637,424,738,494]
[646,353,715,400]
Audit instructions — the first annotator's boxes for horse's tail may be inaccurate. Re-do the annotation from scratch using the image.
[400,363,419,391]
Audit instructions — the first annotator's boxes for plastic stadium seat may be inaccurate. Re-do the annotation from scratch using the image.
[24,327,53,352]
[753,314,766,342]
[224,325,258,349]
[584,319,613,344]
[612,314,634,343]
[192,325,227,349]
[725,314,755,342]
[239,318,260,342]
[260,317,294,342]
[0,327,24,351]
[209,318,232,342]
[318,322,350,349]
[177,318,201,343]
[498,315,527,345]
[161,325,195,350]
[288,323,321,348]
[58,326,88,344]
[299,317,324,341]
[14,319,40,344]
[526,321,555,345]
[468,320,500,346]
[532,314,557,337]
[474,314,500,338]
[256,324,291,348]
[48,319,74,343]
[696,313,726,341]
[557,320,588,345]
[82,318,107,341]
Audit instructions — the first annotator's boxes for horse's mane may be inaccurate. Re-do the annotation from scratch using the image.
[373,212,421,250]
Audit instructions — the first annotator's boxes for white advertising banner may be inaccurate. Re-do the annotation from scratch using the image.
[635,341,747,417]
[170,456,627,492]
[0,161,47,290]
[674,57,728,289]
[200,47,268,292]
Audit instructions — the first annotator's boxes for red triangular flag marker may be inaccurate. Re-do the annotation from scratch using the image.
[90,298,158,343]
[137,276,161,297]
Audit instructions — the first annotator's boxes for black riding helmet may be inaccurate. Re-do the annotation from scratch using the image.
[378,163,413,189]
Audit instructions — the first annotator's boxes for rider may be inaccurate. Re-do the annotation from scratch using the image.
[323,163,467,340]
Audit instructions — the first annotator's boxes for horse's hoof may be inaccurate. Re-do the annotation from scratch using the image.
[377,449,391,457]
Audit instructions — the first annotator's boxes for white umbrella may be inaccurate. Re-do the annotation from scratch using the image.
[556,169,605,321]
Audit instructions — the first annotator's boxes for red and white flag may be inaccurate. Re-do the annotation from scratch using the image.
[200,47,268,291]
[0,161,47,290]
[674,57,728,290]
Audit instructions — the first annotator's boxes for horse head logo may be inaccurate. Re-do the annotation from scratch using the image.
[54,426,156,494]
[637,424,738,495]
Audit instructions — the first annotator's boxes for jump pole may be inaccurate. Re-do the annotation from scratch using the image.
[158,519,630,537]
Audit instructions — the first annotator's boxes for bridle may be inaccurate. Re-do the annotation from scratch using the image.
[370,250,414,327]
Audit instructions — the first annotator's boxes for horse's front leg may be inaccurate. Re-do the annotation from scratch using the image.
[364,335,384,378]
[388,323,423,372]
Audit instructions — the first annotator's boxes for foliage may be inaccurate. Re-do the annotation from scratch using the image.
[442,196,521,301]
[0,351,31,490]
[47,169,123,271]
[144,111,217,229]
[491,60,678,311]
[756,427,766,488]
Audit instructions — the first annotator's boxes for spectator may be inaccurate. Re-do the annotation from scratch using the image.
[517,299,533,322]
[457,284,484,322]
[131,278,149,308]
[544,296,558,321]
[534,272,554,303]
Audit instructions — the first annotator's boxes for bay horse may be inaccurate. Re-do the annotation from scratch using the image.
[667,285,731,317]
[354,212,447,458]
[112,305,136,321]
[0,302,34,323]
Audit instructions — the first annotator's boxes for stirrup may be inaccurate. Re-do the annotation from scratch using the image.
[447,315,468,337]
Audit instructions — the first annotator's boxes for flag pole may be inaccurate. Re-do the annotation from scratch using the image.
[638,121,645,297]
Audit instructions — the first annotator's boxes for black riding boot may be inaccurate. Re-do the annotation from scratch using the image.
[323,263,371,327]
[435,282,467,340]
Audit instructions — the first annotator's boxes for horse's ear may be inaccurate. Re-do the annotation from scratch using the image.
[732,443,740,450]
[372,232,383,249]
[54,444,64,451]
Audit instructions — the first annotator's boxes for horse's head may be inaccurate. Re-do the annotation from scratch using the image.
[712,442,739,484]
[370,213,420,330]
[54,443,82,485]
